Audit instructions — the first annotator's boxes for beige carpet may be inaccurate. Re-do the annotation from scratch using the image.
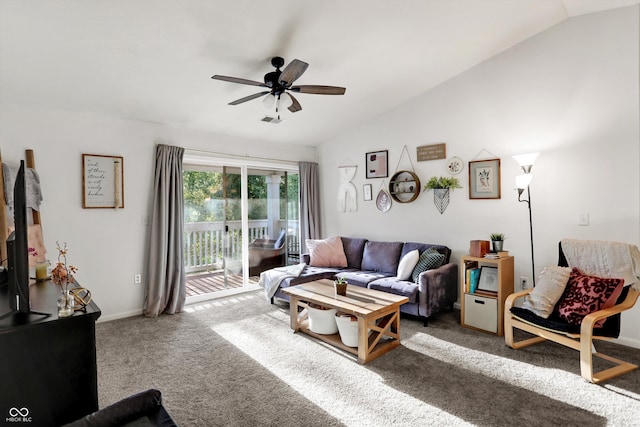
[95,291,640,426]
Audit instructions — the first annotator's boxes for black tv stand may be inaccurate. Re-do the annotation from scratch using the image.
[0,279,101,425]
[0,308,51,325]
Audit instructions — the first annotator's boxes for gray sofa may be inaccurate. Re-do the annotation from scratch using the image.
[272,237,458,325]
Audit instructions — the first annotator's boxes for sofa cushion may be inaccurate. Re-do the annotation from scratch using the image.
[556,268,624,326]
[396,249,420,281]
[341,237,368,269]
[411,248,446,283]
[402,242,451,264]
[306,236,348,267]
[361,241,404,274]
[283,266,342,287]
[368,278,419,304]
[336,270,393,287]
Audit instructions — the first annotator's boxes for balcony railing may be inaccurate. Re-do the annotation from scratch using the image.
[183,220,299,273]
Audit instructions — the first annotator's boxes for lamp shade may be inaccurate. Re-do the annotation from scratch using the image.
[262,93,276,109]
[515,173,533,189]
[277,92,294,109]
[513,152,540,168]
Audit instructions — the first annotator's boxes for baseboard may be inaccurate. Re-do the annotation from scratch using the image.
[615,336,640,350]
[97,309,143,323]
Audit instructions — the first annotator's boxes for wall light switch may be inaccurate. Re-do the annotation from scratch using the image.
[578,212,590,226]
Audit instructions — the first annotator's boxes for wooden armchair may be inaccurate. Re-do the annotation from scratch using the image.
[505,240,639,384]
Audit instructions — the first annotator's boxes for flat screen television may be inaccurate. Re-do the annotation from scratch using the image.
[7,161,30,313]
[1,161,48,323]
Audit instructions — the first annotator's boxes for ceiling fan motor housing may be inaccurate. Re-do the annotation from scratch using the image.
[263,71,282,92]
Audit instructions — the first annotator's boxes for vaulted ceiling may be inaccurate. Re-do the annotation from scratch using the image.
[1,0,637,146]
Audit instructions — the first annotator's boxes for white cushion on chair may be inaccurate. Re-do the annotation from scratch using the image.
[522,266,571,318]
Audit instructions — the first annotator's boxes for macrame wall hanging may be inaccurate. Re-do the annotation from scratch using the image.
[337,165,357,212]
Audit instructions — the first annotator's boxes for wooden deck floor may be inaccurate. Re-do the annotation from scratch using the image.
[185,270,258,297]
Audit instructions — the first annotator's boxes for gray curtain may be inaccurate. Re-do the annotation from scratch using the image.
[298,161,321,254]
[144,144,186,317]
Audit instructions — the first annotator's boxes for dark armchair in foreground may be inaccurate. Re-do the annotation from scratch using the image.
[64,389,177,427]
[248,229,287,276]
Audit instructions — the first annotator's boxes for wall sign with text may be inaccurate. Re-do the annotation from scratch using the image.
[417,143,446,161]
[82,154,124,208]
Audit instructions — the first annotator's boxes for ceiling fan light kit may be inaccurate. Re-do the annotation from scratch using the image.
[212,56,346,119]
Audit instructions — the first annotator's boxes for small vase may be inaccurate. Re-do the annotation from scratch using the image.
[492,240,504,253]
[57,289,74,317]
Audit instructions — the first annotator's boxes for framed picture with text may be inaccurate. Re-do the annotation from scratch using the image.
[363,184,373,201]
[469,158,501,199]
[82,154,125,208]
[366,150,388,179]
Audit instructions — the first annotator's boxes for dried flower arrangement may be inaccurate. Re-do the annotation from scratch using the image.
[51,241,78,292]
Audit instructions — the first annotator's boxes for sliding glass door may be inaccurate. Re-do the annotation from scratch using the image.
[183,158,299,301]
[246,168,300,279]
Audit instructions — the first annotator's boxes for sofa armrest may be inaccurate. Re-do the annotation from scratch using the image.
[417,262,458,318]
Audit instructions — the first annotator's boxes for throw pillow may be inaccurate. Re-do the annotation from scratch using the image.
[556,268,624,326]
[411,248,445,283]
[274,230,286,249]
[396,249,420,281]
[305,236,348,268]
[522,266,571,318]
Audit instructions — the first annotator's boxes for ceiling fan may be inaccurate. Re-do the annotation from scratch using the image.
[211,56,346,116]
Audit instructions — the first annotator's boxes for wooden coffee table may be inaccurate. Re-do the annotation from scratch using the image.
[281,279,409,364]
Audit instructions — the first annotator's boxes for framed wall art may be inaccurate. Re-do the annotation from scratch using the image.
[365,150,388,179]
[469,158,501,199]
[363,184,373,201]
[82,154,124,208]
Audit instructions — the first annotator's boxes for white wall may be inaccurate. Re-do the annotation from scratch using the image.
[0,105,316,321]
[318,7,640,347]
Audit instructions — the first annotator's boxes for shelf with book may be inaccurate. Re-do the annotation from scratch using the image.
[460,255,514,336]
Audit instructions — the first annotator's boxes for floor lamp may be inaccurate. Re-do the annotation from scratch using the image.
[513,152,539,287]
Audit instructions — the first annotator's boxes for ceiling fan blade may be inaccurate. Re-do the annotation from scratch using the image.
[290,85,346,95]
[288,94,302,113]
[278,59,309,87]
[229,91,270,105]
[212,75,267,87]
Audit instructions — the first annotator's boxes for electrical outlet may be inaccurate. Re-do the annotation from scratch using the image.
[520,276,529,289]
[134,274,142,284]
[578,212,589,226]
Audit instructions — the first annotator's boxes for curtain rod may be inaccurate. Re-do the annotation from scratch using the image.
[183,147,301,166]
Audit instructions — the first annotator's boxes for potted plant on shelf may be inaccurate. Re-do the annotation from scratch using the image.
[424,176,462,214]
[489,233,506,253]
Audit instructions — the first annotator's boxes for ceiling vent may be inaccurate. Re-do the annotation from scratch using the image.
[261,116,283,124]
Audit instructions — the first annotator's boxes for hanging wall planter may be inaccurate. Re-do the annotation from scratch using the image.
[433,188,450,214]
[424,176,462,214]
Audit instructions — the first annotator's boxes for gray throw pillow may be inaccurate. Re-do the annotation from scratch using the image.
[411,248,445,283]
